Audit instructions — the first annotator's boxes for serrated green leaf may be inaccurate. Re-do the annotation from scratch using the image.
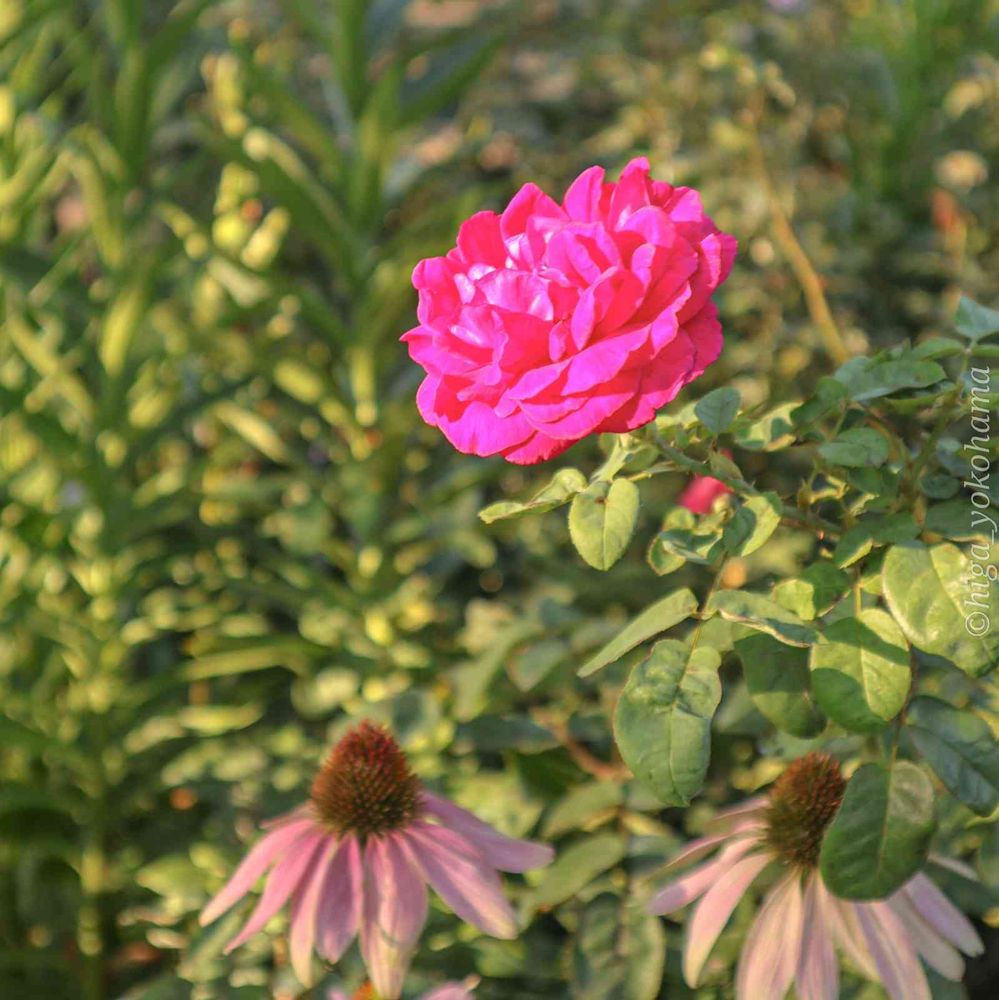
[733,402,798,451]
[906,696,999,816]
[695,387,740,434]
[570,893,666,1000]
[773,562,850,620]
[736,633,825,737]
[723,492,782,556]
[883,542,999,677]
[819,427,889,468]
[809,609,910,732]
[819,761,936,899]
[613,640,721,805]
[569,478,640,570]
[955,296,999,342]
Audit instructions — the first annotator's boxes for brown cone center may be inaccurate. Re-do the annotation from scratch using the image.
[765,751,845,868]
[310,721,422,839]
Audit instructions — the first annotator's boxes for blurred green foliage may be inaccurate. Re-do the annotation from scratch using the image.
[0,1,997,997]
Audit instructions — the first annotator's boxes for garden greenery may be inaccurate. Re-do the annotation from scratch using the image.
[1,1,997,998]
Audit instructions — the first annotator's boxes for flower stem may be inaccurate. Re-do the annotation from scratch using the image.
[744,98,850,366]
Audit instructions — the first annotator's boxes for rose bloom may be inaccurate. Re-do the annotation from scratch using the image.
[403,157,736,464]
[649,753,984,1000]
[200,722,552,999]
[677,472,731,513]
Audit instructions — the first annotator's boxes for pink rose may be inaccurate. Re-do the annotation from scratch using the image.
[402,157,736,464]
[678,474,732,514]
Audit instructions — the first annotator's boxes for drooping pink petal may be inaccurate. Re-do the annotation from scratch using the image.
[705,796,769,831]
[422,984,477,1000]
[288,838,339,985]
[420,792,553,872]
[888,891,965,980]
[854,901,931,1000]
[200,817,316,926]
[902,873,984,956]
[661,829,740,875]
[360,833,428,1000]
[404,823,518,938]
[224,831,326,953]
[928,853,979,881]
[824,891,878,981]
[735,874,803,1000]
[796,873,839,1000]
[315,833,363,963]
[684,851,771,985]
[648,838,759,915]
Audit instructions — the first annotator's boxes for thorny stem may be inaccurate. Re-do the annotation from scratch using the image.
[909,380,966,487]
[534,708,629,781]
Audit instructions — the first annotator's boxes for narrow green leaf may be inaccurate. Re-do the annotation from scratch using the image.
[531,833,627,908]
[480,468,588,524]
[705,590,817,647]
[579,589,698,678]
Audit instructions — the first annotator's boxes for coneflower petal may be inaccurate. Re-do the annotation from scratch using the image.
[289,838,338,986]
[796,873,838,1000]
[404,822,518,939]
[360,833,428,1000]
[822,891,878,981]
[200,818,315,926]
[704,796,769,831]
[662,822,762,875]
[854,901,930,1000]
[684,851,770,986]
[224,831,326,953]
[902,873,984,957]
[735,874,802,1000]
[421,792,553,872]
[648,837,758,914]
[888,892,965,981]
[316,833,363,963]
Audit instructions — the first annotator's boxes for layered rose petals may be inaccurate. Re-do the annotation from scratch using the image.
[404,158,736,464]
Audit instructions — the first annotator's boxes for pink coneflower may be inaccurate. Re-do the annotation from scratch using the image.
[648,752,984,999]
[328,979,476,1000]
[677,472,731,513]
[201,722,553,999]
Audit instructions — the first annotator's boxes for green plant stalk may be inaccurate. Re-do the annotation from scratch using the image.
[78,812,106,1000]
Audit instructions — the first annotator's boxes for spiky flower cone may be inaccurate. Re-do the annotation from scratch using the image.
[201,722,552,998]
